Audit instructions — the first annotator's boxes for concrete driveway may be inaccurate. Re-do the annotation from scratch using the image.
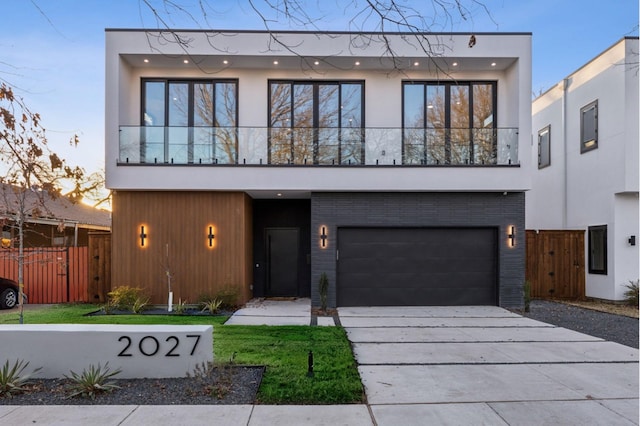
[339,306,639,426]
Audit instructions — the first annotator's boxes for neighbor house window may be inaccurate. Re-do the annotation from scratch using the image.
[268,80,364,165]
[588,225,607,274]
[141,79,238,164]
[580,100,598,153]
[538,126,550,168]
[402,81,497,165]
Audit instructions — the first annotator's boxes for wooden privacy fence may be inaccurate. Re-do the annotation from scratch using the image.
[0,247,88,304]
[526,230,585,299]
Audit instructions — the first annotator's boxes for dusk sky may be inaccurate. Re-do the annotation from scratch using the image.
[1,0,638,176]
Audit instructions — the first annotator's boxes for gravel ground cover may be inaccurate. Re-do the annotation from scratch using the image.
[523,299,639,348]
[0,366,263,406]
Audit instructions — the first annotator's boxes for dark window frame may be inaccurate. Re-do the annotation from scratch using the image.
[580,100,598,153]
[140,78,239,164]
[267,79,365,165]
[538,125,551,169]
[401,80,498,165]
[588,225,607,275]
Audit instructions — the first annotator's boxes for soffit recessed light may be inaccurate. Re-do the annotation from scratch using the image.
[143,58,149,63]
[273,60,279,65]
[276,193,283,197]
[354,61,360,66]
[452,62,458,67]
[491,62,497,67]
[223,60,229,65]
[314,60,320,65]
[183,59,189,64]
[413,61,419,66]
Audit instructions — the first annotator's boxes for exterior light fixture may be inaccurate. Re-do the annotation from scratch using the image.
[207,225,216,249]
[139,225,148,247]
[452,62,458,67]
[320,226,328,249]
[314,60,320,65]
[507,226,516,247]
[143,59,149,63]
[629,235,636,246]
[413,61,419,66]
[223,60,229,65]
[354,61,360,66]
[491,62,497,67]
[273,60,279,65]
[183,59,189,64]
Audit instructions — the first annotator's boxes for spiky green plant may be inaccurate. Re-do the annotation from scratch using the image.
[131,296,150,314]
[201,299,223,315]
[0,359,42,398]
[65,363,121,399]
[623,280,639,306]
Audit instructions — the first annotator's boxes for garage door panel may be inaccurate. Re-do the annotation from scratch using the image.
[337,227,497,306]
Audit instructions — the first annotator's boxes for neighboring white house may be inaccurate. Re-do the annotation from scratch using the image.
[105,30,532,308]
[528,37,639,301]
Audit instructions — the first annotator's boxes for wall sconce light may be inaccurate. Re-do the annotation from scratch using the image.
[207,225,216,249]
[629,235,636,246]
[507,225,516,247]
[320,226,328,249]
[139,225,147,247]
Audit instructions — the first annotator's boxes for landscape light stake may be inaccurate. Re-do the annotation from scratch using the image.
[307,350,314,377]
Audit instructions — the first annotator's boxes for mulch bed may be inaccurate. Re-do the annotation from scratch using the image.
[0,366,263,405]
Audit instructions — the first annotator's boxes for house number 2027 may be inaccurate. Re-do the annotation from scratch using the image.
[117,334,201,357]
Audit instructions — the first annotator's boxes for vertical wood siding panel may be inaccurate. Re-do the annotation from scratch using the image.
[111,191,252,305]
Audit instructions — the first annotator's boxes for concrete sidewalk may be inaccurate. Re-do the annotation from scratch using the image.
[1,302,638,425]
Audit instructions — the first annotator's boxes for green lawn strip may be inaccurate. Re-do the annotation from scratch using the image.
[0,304,364,404]
[214,325,364,404]
[0,304,227,326]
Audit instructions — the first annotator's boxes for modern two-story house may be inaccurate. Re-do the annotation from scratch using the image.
[528,37,639,302]
[105,30,531,308]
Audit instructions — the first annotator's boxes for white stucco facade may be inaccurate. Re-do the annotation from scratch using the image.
[528,38,639,301]
[105,30,532,194]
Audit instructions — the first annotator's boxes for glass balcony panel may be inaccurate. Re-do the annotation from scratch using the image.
[340,128,363,165]
[119,126,519,166]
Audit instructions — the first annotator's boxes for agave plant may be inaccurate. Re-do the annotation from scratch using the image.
[65,362,121,399]
[0,359,42,398]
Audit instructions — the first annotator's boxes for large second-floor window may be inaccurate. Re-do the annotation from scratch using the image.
[142,79,238,164]
[269,81,364,165]
[403,81,497,165]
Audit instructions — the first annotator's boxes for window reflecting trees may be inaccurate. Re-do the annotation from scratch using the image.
[141,79,238,164]
[269,81,364,165]
[402,81,497,165]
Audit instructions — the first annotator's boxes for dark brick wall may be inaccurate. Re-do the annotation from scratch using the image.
[310,192,525,309]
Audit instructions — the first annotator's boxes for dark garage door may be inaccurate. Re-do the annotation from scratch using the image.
[337,227,497,306]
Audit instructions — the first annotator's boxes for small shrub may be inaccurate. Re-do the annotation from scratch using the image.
[201,299,223,315]
[0,359,42,398]
[101,300,116,315]
[174,298,188,314]
[215,287,240,310]
[65,363,121,399]
[107,286,146,311]
[523,280,531,313]
[319,273,329,312]
[187,355,236,399]
[623,280,639,306]
[131,296,150,314]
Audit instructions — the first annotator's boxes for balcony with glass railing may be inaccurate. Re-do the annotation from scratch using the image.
[118,126,519,167]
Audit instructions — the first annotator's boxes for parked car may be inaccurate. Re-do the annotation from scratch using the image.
[0,277,26,309]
